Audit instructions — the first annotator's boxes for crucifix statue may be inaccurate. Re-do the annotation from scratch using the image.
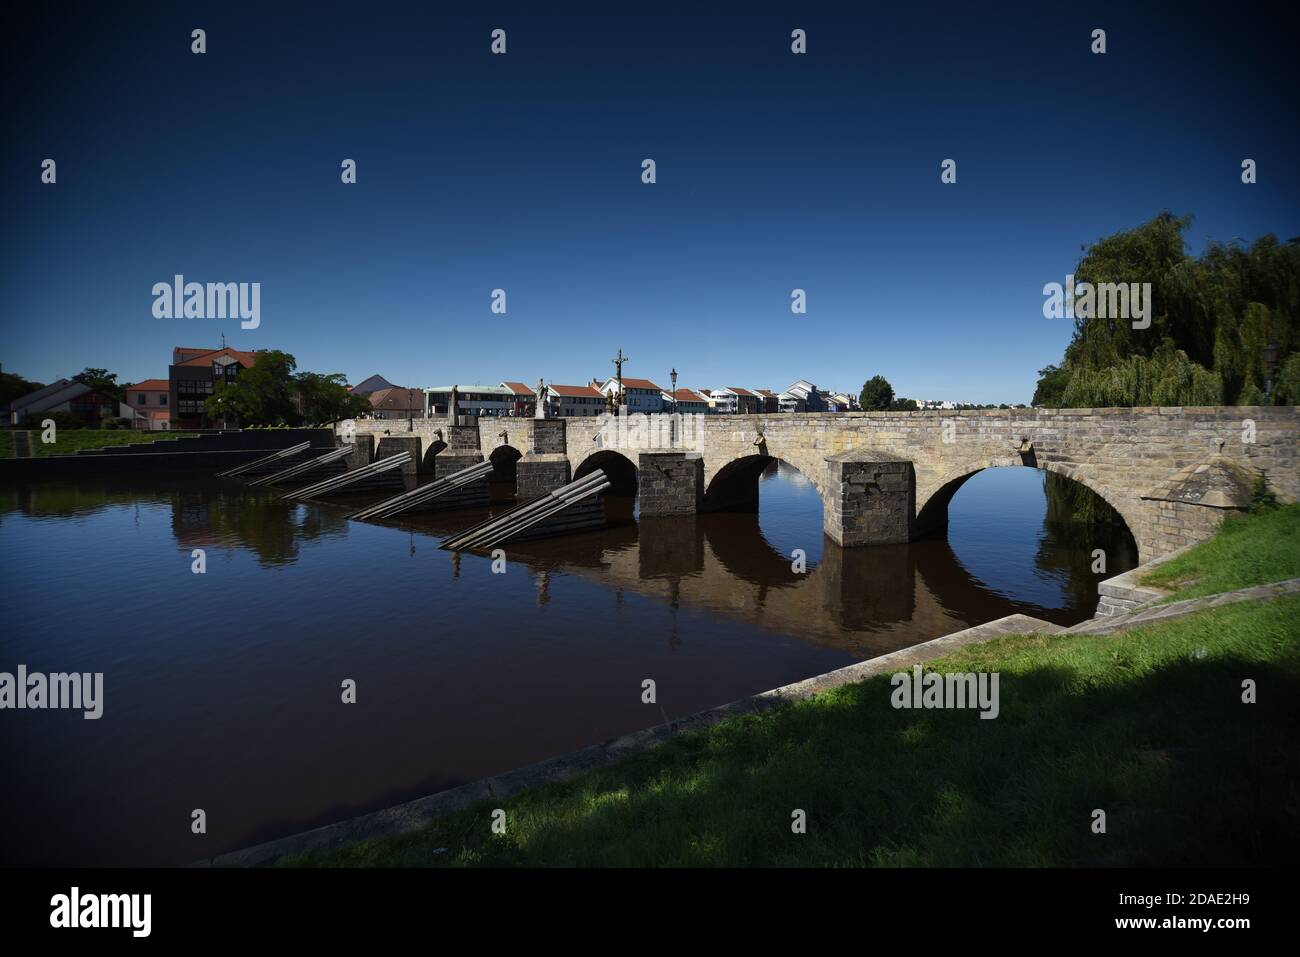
[611,348,629,413]
[534,378,547,419]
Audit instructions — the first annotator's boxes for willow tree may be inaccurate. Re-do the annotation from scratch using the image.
[1036,213,1300,409]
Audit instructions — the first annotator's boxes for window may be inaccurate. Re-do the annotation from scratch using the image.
[159,395,167,406]
[136,394,145,404]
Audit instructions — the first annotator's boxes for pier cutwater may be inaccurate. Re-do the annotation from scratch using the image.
[0,666,103,719]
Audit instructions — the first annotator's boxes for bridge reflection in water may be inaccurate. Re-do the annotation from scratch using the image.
[399,461,1136,657]
[0,464,1134,866]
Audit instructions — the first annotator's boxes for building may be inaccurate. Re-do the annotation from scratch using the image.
[424,384,518,417]
[169,346,260,428]
[367,387,423,419]
[754,389,781,414]
[779,379,824,413]
[710,387,762,415]
[6,378,117,426]
[662,388,709,414]
[124,378,172,429]
[500,382,537,417]
[595,377,665,413]
[827,392,858,413]
[545,383,605,417]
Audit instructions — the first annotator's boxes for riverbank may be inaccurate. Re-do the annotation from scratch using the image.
[1142,503,1300,601]
[250,505,1300,868]
[25,428,198,456]
[0,428,333,478]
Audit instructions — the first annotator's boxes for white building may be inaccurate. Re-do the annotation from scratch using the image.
[779,379,824,413]
[708,387,761,414]
[546,383,606,417]
[595,377,665,413]
[424,385,517,417]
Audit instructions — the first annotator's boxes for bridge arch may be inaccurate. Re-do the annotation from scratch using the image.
[574,449,638,496]
[916,460,1144,558]
[703,454,825,514]
[488,444,522,484]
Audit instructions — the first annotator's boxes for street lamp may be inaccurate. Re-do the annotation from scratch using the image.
[670,367,678,414]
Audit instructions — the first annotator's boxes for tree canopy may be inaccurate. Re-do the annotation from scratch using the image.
[1035,213,1300,408]
[205,350,368,426]
[859,375,895,411]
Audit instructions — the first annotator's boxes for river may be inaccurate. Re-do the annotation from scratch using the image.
[0,464,1136,865]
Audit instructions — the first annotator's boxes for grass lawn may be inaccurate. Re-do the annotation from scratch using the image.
[1142,504,1300,601]
[0,431,11,458]
[286,593,1300,868]
[29,429,197,457]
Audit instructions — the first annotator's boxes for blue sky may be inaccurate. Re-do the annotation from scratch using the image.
[3,2,1297,404]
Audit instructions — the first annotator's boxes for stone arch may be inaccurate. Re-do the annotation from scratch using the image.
[915,459,1146,559]
[702,453,825,514]
[488,444,522,484]
[574,449,638,496]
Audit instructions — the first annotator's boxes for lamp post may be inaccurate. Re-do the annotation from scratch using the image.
[670,367,678,414]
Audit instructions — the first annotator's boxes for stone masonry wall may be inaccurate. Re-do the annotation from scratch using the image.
[343,407,1300,559]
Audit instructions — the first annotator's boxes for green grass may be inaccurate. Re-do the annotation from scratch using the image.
[1142,504,1300,601]
[0,431,12,458]
[285,594,1300,868]
[29,429,198,457]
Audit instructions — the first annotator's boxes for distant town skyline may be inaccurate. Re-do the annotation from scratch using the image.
[5,5,1297,404]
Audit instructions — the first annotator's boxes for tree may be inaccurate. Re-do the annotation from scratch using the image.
[73,367,124,401]
[206,350,300,426]
[296,371,369,424]
[859,375,894,411]
[888,396,918,411]
[0,371,44,409]
[1031,364,1070,408]
[1044,213,1299,408]
[1272,354,1300,405]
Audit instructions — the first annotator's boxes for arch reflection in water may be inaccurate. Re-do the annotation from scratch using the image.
[2,466,1125,867]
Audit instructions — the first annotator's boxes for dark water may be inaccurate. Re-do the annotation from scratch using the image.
[0,465,1135,866]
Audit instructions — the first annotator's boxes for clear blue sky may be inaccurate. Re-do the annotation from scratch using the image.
[4,2,1297,404]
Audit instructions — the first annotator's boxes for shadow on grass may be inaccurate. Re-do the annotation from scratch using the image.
[291,597,1300,867]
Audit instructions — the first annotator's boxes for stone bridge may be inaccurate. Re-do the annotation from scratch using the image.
[344,407,1299,561]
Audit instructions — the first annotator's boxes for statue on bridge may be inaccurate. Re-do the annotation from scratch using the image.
[535,379,547,419]
[448,384,459,424]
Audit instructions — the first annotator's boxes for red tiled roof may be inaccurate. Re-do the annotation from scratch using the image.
[173,347,258,368]
[502,381,535,396]
[726,387,756,396]
[368,388,423,410]
[617,377,662,391]
[668,389,705,402]
[755,389,778,397]
[127,379,169,392]
[549,384,603,398]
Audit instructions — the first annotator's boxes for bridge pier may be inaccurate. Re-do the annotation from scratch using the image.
[347,433,375,470]
[375,436,422,477]
[824,450,916,547]
[517,453,571,499]
[638,451,703,516]
[429,423,484,479]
